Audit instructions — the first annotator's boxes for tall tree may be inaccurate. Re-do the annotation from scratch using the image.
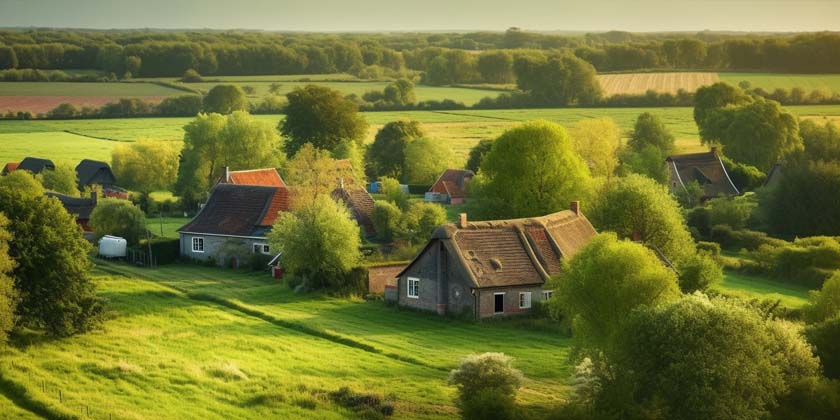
[473,120,591,219]
[627,112,675,154]
[569,118,621,179]
[0,213,17,344]
[111,140,180,193]
[283,144,344,203]
[202,84,249,114]
[477,50,514,83]
[465,139,494,174]
[514,53,602,106]
[89,198,147,245]
[36,164,80,197]
[280,85,368,155]
[0,172,103,337]
[366,120,424,179]
[402,138,455,185]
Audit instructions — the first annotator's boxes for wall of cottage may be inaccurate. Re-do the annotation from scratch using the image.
[398,244,441,312]
[476,285,546,319]
[179,234,269,267]
[398,241,478,317]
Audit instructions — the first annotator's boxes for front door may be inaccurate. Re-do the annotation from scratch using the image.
[494,293,504,314]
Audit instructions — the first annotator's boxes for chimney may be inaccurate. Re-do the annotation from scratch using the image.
[224,166,230,182]
[90,190,97,204]
[458,213,468,228]
[337,177,345,190]
[570,200,580,216]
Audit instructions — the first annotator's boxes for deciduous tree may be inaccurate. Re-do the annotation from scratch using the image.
[281,85,368,155]
[0,213,16,344]
[202,84,248,114]
[402,138,455,185]
[569,118,621,179]
[366,120,424,179]
[36,163,79,196]
[112,140,180,193]
[89,198,147,245]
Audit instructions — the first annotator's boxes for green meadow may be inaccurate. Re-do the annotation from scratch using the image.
[720,73,840,94]
[0,261,574,419]
[712,271,811,310]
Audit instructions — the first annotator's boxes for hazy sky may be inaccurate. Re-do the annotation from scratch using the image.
[1,0,838,32]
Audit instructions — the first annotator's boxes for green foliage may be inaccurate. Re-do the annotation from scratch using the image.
[764,160,840,236]
[569,118,621,179]
[771,377,840,420]
[473,120,591,219]
[282,144,344,203]
[402,138,455,185]
[605,294,819,420]
[331,140,365,183]
[36,163,80,196]
[448,353,523,420]
[157,95,203,116]
[693,82,752,136]
[176,111,283,203]
[465,139,493,174]
[181,69,203,82]
[112,139,180,193]
[590,174,695,264]
[379,177,409,210]
[627,112,675,155]
[371,201,402,243]
[556,233,680,348]
[90,198,147,245]
[803,272,840,324]
[477,51,514,84]
[513,53,602,106]
[267,195,362,291]
[0,213,17,344]
[707,196,756,230]
[800,119,840,162]
[398,202,447,245]
[678,253,723,293]
[619,144,670,184]
[281,85,368,155]
[708,225,786,251]
[202,84,249,114]
[721,156,766,192]
[740,236,840,290]
[366,120,424,179]
[804,316,840,379]
[0,171,103,337]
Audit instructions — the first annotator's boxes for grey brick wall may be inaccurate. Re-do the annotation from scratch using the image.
[179,233,270,267]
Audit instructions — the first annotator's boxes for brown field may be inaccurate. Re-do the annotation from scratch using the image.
[0,96,170,114]
[598,72,720,96]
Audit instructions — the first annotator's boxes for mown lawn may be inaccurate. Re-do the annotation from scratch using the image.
[145,217,190,239]
[0,261,575,419]
[711,271,811,309]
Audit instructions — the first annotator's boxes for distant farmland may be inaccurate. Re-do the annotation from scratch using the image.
[0,82,189,113]
[719,72,840,94]
[597,72,720,95]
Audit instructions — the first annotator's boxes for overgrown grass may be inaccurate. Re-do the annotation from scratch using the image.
[711,271,811,309]
[0,262,575,419]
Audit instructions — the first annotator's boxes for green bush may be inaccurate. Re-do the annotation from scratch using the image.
[709,225,786,251]
[678,253,723,293]
[448,353,523,420]
[697,241,721,256]
[707,196,755,230]
[804,316,840,380]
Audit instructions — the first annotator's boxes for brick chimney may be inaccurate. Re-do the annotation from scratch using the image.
[224,166,230,182]
[570,200,580,216]
[458,213,468,228]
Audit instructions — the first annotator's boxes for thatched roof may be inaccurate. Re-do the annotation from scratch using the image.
[666,149,739,198]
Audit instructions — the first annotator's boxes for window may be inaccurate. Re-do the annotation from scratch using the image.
[192,237,204,253]
[407,277,420,298]
[494,292,505,314]
[542,290,554,301]
[519,292,532,309]
[253,243,270,255]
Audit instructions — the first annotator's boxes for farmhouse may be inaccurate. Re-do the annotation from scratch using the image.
[425,169,474,204]
[394,202,596,319]
[218,167,286,187]
[666,147,739,200]
[46,191,97,234]
[177,184,292,266]
[17,157,55,174]
[75,159,117,190]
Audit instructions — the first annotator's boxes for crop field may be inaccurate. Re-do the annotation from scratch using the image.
[719,73,840,94]
[3,105,840,166]
[0,261,574,419]
[0,82,191,113]
[597,72,720,95]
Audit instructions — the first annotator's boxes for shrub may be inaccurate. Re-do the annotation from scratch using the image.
[803,272,840,324]
[145,238,180,265]
[804,316,840,379]
[181,69,203,82]
[89,198,147,245]
[709,225,786,251]
[678,253,723,293]
[707,196,756,230]
[697,241,721,256]
[448,353,523,420]
[371,201,402,242]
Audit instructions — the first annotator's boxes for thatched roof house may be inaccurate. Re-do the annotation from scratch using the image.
[666,147,739,200]
[394,202,596,319]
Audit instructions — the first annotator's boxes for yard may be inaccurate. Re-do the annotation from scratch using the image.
[712,271,811,310]
[0,261,575,419]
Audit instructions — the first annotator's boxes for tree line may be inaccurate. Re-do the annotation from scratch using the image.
[2,29,840,79]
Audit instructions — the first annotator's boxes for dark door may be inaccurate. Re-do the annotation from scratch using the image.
[494,293,504,313]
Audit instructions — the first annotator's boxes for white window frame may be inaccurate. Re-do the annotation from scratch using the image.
[253,243,270,255]
[192,237,204,253]
[494,292,505,314]
[542,290,554,301]
[519,292,532,309]
[407,277,420,299]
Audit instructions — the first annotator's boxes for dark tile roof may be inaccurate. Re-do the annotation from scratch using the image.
[332,186,376,237]
[75,159,117,188]
[666,150,739,198]
[178,184,292,238]
[46,192,96,221]
[222,168,286,187]
[18,157,55,174]
[400,208,597,288]
[429,169,474,199]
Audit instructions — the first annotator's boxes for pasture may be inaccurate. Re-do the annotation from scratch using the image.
[719,73,840,94]
[3,105,840,166]
[597,72,720,95]
[712,271,811,310]
[0,261,574,419]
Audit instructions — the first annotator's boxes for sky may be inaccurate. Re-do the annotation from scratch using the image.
[0,0,838,32]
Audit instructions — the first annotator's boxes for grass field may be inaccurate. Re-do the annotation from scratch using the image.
[146,216,190,239]
[712,271,811,309]
[0,261,575,419]
[3,105,840,166]
[597,72,720,95]
[720,73,840,94]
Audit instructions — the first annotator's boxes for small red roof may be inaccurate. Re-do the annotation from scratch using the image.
[224,168,286,187]
[429,169,475,199]
[2,162,19,174]
[260,187,293,226]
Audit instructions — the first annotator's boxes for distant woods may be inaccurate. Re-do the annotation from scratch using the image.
[0,29,839,80]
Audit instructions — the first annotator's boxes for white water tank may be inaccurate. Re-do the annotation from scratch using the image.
[99,235,127,258]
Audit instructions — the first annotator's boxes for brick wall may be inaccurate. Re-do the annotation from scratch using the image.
[367,263,405,294]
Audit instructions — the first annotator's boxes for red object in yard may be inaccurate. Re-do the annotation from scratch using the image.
[272,266,284,279]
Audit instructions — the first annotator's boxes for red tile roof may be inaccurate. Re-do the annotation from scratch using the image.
[223,168,286,187]
[179,184,293,238]
[429,169,474,199]
[2,162,19,174]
